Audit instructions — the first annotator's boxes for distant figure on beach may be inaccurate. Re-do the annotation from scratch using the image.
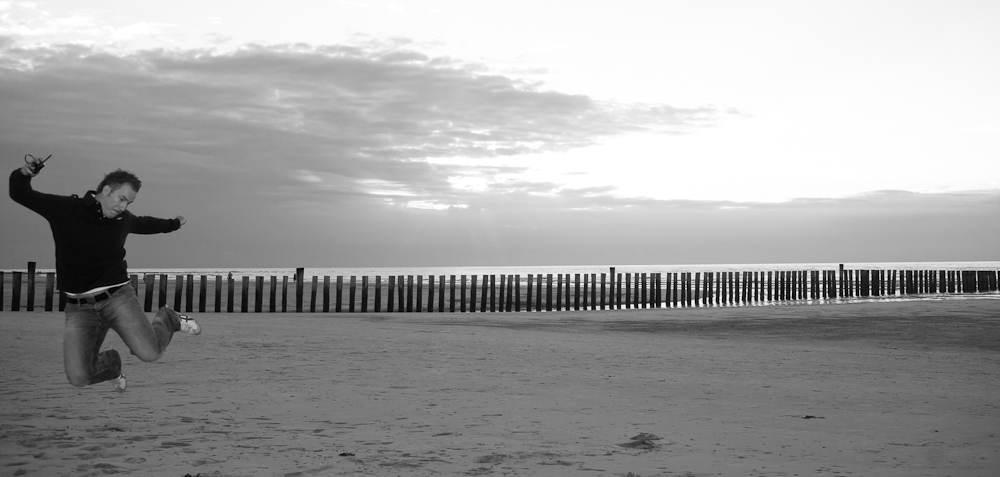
[9,156,202,392]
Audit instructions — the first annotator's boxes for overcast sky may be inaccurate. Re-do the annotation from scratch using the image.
[2,0,998,269]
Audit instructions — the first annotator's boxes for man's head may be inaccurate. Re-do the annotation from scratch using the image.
[95,169,142,219]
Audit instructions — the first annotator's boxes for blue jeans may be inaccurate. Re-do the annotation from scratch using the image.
[63,284,181,387]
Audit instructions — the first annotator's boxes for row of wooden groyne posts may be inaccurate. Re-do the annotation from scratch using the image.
[2,262,998,314]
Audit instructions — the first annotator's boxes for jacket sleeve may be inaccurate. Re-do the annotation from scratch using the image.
[129,214,182,235]
[9,168,62,217]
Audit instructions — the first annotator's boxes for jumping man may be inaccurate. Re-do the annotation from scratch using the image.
[9,156,201,392]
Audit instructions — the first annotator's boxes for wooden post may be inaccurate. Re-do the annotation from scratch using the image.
[349,276,357,312]
[622,273,629,309]
[450,275,457,313]
[322,276,331,313]
[362,276,370,312]
[198,275,207,312]
[614,272,621,309]
[591,273,598,310]
[583,273,589,309]
[460,275,467,313]
[217,276,225,313]
[171,275,182,311]
[822,271,829,299]
[574,274,581,311]
[396,275,406,313]
[712,272,719,305]
[438,274,447,311]
[695,272,702,307]
[490,275,497,312]
[387,276,395,312]
[784,270,790,301]
[438,275,445,312]
[690,271,696,306]
[546,274,553,312]
[741,271,747,303]
[255,276,264,312]
[333,276,341,313]
[226,275,235,312]
[724,272,730,304]
[468,275,475,313]
[183,274,193,312]
[497,275,505,312]
[25,262,36,312]
[765,271,772,302]
[407,276,414,312]
[238,276,248,312]
[788,270,794,300]
[701,272,715,306]
[535,274,543,312]
[788,270,794,301]
[686,272,693,307]
[600,273,607,310]
[713,272,719,306]
[514,275,521,312]
[375,276,382,312]
[837,264,844,298]
[424,275,431,312]
[416,275,423,312]
[733,271,739,304]
[800,270,807,299]
[482,275,489,312]
[667,272,672,307]
[281,276,288,312]
[556,274,563,311]
[43,271,55,312]
[308,276,317,313]
[820,270,827,298]
[526,274,533,312]
[11,272,22,311]
[506,275,514,312]
[294,268,304,312]
[141,274,154,312]
[667,273,674,308]
[675,272,688,307]
[268,276,276,312]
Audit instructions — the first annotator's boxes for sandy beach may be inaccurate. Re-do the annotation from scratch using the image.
[2,298,999,476]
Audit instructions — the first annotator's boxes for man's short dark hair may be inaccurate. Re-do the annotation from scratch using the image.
[97,169,142,193]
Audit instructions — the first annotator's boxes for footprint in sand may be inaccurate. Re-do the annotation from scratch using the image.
[161,441,191,447]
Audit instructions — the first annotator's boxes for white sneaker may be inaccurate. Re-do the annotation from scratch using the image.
[179,314,201,335]
[113,373,127,393]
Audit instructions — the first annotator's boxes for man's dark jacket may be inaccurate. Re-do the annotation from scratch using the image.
[9,169,181,294]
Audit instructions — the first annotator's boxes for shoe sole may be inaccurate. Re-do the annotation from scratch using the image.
[178,315,201,335]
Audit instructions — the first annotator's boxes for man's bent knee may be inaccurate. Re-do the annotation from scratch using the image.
[132,349,163,362]
[66,373,89,388]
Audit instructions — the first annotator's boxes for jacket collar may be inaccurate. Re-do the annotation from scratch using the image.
[82,190,111,220]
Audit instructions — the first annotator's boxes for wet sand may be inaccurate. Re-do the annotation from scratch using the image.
[1,299,999,476]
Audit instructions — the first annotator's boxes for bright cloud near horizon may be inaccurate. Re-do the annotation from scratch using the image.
[2,0,998,268]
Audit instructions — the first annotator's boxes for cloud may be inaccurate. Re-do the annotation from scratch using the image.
[0,36,726,207]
